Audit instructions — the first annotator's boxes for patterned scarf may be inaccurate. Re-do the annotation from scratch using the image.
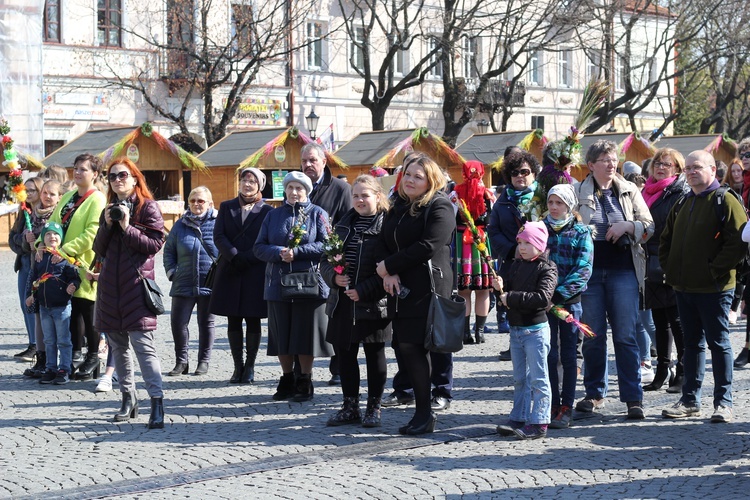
[545,213,574,232]
[506,180,538,207]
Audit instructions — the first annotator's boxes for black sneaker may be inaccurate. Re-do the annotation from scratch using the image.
[381,392,415,407]
[14,345,37,362]
[53,370,70,385]
[39,370,56,384]
[626,401,645,420]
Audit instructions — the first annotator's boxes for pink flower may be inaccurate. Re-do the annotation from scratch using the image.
[333,265,345,274]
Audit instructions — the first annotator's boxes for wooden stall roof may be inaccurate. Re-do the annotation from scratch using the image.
[456,130,546,165]
[579,132,656,164]
[653,134,737,160]
[335,129,416,168]
[579,133,632,155]
[198,128,289,168]
[43,127,136,167]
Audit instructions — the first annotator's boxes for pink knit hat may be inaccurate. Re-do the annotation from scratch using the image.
[516,221,548,253]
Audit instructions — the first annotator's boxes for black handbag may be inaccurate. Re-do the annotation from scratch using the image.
[279,266,319,300]
[204,258,218,289]
[141,276,165,315]
[423,259,465,353]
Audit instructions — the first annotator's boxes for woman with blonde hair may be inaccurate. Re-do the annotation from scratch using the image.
[376,153,455,435]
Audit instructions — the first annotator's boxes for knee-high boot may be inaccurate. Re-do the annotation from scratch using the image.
[227,328,244,383]
[241,332,261,384]
[463,316,474,345]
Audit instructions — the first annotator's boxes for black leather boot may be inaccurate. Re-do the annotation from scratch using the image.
[228,329,244,383]
[734,347,749,368]
[240,332,261,384]
[76,352,101,380]
[148,397,164,429]
[475,315,487,344]
[272,373,296,400]
[292,373,314,402]
[114,392,138,422]
[463,316,474,345]
[666,362,684,393]
[643,362,672,391]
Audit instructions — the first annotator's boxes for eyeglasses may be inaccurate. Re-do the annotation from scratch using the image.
[240,178,258,185]
[740,152,750,160]
[653,161,674,169]
[595,158,618,165]
[189,199,207,205]
[511,169,532,177]
[108,171,131,182]
[684,165,708,173]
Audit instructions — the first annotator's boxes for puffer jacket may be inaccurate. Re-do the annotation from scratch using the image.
[505,252,558,327]
[544,216,594,305]
[30,253,82,309]
[93,197,165,333]
[163,209,218,297]
[321,208,387,321]
[253,201,330,302]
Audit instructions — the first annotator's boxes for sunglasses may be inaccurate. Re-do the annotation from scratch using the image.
[511,169,532,177]
[108,171,131,182]
[740,152,750,160]
[189,199,207,205]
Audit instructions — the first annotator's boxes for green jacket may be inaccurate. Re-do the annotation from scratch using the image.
[659,184,747,293]
[48,189,107,301]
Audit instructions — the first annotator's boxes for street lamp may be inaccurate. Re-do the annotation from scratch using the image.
[306,109,320,140]
[477,119,490,134]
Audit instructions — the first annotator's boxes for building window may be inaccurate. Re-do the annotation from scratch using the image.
[394,48,409,76]
[44,140,65,157]
[558,49,572,88]
[231,4,254,55]
[44,0,61,42]
[429,37,443,78]
[615,55,626,91]
[587,50,601,81]
[527,49,542,86]
[350,26,365,72]
[531,115,544,129]
[97,0,122,47]
[463,36,480,78]
[306,22,324,69]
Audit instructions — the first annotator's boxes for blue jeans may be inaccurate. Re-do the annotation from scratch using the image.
[674,290,733,409]
[581,268,642,402]
[509,323,551,424]
[547,302,581,408]
[17,256,36,344]
[636,309,655,363]
[40,304,72,372]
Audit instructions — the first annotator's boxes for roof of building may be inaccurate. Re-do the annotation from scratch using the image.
[43,127,136,167]
[456,131,539,164]
[579,133,634,153]
[334,129,417,166]
[199,128,289,167]
[653,134,735,158]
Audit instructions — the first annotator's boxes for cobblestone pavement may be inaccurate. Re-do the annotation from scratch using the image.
[0,249,748,498]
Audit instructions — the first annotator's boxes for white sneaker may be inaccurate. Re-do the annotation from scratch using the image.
[729,309,738,325]
[640,362,655,385]
[95,375,112,393]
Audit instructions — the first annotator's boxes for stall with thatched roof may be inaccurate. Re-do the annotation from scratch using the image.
[458,129,547,186]
[197,126,348,205]
[653,133,738,165]
[576,132,657,180]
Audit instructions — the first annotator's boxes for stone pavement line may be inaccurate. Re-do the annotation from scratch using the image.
[16,426,496,500]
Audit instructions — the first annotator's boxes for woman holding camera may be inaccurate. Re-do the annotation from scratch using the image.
[574,140,654,420]
[93,158,166,429]
[376,153,455,435]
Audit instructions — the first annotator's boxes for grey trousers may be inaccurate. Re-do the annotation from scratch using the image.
[108,330,164,398]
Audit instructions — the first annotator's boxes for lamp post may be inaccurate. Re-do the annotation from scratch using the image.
[477,119,490,134]
[306,110,320,140]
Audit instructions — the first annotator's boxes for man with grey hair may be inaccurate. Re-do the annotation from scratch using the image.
[660,150,747,423]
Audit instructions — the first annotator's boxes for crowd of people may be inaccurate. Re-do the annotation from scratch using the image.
[8,138,750,437]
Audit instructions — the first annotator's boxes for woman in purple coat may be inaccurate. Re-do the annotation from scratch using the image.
[93,158,165,429]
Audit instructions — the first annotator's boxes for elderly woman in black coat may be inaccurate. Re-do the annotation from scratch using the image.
[209,167,273,384]
[376,152,456,435]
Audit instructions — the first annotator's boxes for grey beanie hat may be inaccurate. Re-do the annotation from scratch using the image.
[239,167,266,191]
[547,183,577,210]
[622,161,641,176]
[283,171,313,194]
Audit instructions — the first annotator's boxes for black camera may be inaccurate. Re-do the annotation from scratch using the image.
[110,200,133,222]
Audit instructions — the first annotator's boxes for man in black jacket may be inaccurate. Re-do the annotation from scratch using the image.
[300,142,352,384]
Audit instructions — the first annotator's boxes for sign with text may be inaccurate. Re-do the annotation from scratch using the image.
[272,170,287,199]
[226,97,285,126]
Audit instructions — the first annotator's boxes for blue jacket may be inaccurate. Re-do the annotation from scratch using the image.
[30,253,82,309]
[163,209,218,297]
[254,201,330,302]
[544,217,594,304]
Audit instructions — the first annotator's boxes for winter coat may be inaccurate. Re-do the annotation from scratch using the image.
[253,201,330,302]
[209,197,273,318]
[163,209,218,297]
[643,176,689,309]
[505,253,558,327]
[543,217,594,305]
[48,189,107,302]
[660,181,747,293]
[309,166,352,225]
[30,253,81,309]
[575,174,654,292]
[321,209,388,321]
[487,191,524,263]
[375,192,455,343]
[93,197,165,333]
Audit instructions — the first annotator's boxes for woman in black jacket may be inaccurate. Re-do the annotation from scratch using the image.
[376,152,456,435]
[322,175,392,428]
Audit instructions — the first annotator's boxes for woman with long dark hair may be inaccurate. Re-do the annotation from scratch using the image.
[93,158,165,429]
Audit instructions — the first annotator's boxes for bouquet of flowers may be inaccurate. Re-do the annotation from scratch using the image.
[287,205,308,248]
[321,215,348,275]
[1,119,27,204]
[550,305,596,338]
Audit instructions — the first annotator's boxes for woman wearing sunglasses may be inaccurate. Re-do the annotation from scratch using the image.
[163,186,218,376]
[93,158,166,429]
[487,150,544,361]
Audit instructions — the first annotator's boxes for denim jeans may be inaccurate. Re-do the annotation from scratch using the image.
[17,256,36,345]
[580,268,643,402]
[40,304,72,372]
[636,309,656,363]
[547,302,581,408]
[674,290,733,409]
[509,323,551,425]
[170,295,215,364]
